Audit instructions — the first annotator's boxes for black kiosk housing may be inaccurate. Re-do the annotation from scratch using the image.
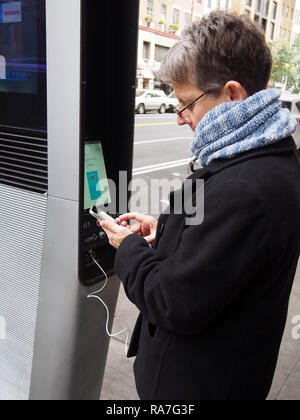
[79,1,139,286]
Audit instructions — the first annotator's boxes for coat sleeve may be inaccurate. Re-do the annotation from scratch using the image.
[114,179,269,335]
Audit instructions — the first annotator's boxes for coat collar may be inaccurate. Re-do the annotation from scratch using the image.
[189,136,296,181]
[166,136,296,220]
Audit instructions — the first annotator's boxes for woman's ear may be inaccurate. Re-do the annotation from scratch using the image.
[224,81,247,101]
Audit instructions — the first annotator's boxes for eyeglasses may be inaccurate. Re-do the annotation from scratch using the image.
[175,90,210,116]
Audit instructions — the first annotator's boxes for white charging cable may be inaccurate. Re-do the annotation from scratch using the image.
[87,255,129,355]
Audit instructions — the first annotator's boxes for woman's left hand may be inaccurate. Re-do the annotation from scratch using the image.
[100,220,133,249]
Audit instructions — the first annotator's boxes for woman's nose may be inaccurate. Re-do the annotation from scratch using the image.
[177,114,188,126]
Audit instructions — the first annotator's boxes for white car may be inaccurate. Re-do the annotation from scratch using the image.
[166,91,179,113]
[135,89,167,114]
[279,91,300,151]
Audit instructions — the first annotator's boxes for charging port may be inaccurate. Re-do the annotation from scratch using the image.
[89,249,96,259]
[84,249,96,265]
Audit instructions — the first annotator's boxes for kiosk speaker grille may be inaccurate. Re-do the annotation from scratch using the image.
[0,129,48,194]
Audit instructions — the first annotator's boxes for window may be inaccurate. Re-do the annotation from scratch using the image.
[160,4,167,31]
[147,0,153,16]
[269,22,275,40]
[161,4,166,20]
[184,12,191,28]
[281,101,292,111]
[143,42,150,60]
[155,45,169,63]
[263,0,269,16]
[245,0,252,6]
[271,1,277,19]
[207,0,212,8]
[136,90,145,97]
[256,0,261,12]
[173,9,179,25]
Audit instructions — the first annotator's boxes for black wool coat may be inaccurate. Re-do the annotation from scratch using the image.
[115,136,300,400]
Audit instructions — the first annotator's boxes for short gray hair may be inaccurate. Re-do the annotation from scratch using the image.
[156,39,200,87]
[156,11,272,96]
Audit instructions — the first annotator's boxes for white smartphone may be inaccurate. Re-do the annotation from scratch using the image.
[89,207,116,224]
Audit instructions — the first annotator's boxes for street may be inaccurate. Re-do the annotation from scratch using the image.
[134,112,193,174]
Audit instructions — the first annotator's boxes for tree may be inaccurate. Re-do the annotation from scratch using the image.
[269,42,298,89]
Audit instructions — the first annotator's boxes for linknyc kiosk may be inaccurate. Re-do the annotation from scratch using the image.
[0,0,139,400]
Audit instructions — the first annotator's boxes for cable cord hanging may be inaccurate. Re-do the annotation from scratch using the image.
[87,255,129,355]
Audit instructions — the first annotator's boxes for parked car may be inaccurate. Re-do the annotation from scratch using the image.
[135,89,167,114]
[166,91,179,113]
[279,91,300,153]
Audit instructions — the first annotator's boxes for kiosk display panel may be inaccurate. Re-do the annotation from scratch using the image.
[84,142,111,210]
[0,0,46,130]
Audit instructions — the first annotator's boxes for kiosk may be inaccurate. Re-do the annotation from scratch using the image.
[0,0,139,400]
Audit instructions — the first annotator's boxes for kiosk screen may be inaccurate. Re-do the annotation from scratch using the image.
[0,0,46,130]
[84,142,111,210]
[0,0,45,94]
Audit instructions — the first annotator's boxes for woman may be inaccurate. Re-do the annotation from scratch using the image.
[100,11,300,400]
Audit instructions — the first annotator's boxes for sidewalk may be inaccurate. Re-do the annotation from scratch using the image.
[101,259,300,400]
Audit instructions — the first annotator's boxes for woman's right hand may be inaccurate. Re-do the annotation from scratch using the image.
[116,212,158,244]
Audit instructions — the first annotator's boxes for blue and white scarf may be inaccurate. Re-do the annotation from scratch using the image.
[191,88,297,167]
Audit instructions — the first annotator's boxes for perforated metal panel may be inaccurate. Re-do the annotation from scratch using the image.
[0,185,47,400]
[0,129,48,194]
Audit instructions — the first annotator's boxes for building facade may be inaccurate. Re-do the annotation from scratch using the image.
[292,0,300,44]
[137,0,296,90]
[280,0,297,44]
[231,0,296,44]
[137,0,206,89]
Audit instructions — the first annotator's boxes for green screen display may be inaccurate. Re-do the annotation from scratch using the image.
[84,142,111,210]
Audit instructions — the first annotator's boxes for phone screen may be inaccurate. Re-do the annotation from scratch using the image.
[84,142,111,210]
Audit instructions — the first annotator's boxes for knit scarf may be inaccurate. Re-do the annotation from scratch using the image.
[191,88,297,167]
